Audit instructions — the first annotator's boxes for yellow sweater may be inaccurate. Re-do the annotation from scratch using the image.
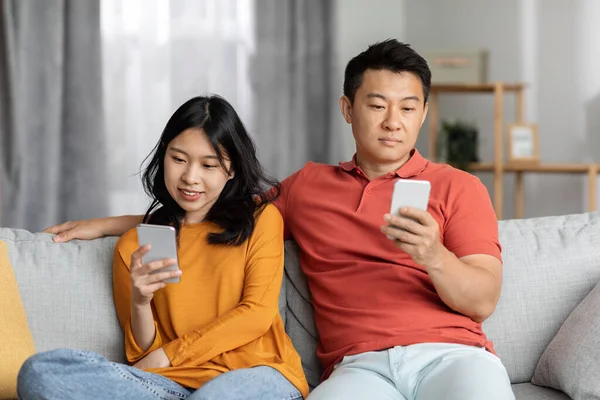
[112,204,309,398]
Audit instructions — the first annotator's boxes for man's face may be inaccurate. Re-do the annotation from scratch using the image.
[340,69,429,168]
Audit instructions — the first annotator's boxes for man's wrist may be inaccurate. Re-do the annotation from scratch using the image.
[424,244,451,272]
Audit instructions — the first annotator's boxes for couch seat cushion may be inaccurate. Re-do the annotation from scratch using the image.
[512,383,571,400]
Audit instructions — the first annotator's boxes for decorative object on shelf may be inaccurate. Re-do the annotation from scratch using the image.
[424,49,488,84]
[507,123,540,164]
[436,119,479,171]
[428,83,598,220]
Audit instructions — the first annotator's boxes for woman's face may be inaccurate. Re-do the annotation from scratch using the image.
[163,128,232,224]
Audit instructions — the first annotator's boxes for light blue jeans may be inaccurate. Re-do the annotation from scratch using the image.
[17,348,302,400]
[308,343,515,400]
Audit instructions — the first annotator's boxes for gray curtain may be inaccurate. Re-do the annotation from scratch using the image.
[0,0,106,231]
[252,0,334,179]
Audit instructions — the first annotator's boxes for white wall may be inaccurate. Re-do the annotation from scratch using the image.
[574,0,600,212]
[329,0,407,163]
[526,0,593,217]
[405,0,521,162]
[517,0,600,217]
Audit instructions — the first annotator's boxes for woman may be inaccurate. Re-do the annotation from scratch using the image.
[17,95,309,400]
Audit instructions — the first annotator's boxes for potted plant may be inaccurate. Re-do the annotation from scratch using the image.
[436,119,480,171]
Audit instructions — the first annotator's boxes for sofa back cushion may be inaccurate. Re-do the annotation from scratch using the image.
[483,211,600,383]
[283,242,321,389]
[1,227,292,369]
[0,228,125,364]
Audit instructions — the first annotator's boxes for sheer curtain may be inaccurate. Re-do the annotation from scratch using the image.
[101,0,255,216]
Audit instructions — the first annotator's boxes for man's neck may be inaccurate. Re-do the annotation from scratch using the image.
[356,153,411,181]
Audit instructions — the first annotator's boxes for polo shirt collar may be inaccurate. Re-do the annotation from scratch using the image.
[339,149,428,179]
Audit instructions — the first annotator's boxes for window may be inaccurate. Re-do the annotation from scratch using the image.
[101,0,255,216]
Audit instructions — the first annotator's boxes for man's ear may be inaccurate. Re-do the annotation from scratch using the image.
[339,96,352,124]
[420,101,429,127]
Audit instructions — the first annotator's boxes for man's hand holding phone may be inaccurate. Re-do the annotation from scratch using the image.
[381,207,444,267]
[380,179,444,267]
[130,245,181,306]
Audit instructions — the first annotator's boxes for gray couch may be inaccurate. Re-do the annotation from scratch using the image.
[3,211,600,399]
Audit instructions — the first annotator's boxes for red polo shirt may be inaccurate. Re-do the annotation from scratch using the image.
[273,149,502,380]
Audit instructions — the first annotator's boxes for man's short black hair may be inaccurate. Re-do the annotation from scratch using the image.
[343,39,431,104]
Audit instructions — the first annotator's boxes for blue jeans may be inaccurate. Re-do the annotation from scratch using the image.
[308,343,515,400]
[17,348,302,400]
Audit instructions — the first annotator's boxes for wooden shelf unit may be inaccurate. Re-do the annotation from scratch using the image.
[428,82,599,219]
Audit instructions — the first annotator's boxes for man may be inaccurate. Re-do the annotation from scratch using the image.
[47,39,514,399]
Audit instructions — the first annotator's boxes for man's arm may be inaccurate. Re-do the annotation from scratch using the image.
[425,249,501,322]
[381,176,503,323]
[381,208,502,322]
[45,215,144,242]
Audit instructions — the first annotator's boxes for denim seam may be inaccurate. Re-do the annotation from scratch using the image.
[390,346,407,396]
[80,351,186,398]
[281,393,303,400]
[110,362,187,399]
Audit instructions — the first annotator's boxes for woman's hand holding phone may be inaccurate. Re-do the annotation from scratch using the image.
[129,245,181,306]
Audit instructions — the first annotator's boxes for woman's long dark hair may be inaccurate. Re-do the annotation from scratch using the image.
[141,95,280,246]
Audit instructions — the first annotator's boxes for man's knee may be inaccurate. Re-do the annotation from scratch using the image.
[416,351,514,400]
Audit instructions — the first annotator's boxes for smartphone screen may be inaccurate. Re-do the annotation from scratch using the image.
[390,179,431,216]
[136,224,180,283]
[387,179,431,239]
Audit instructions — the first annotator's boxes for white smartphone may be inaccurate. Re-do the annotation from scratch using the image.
[388,179,431,239]
[136,224,181,284]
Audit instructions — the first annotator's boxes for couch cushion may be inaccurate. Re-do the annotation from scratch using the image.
[0,241,36,399]
[531,278,600,399]
[283,241,321,389]
[0,228,124,364]
[512,383,571,400]
[483,211,600,383]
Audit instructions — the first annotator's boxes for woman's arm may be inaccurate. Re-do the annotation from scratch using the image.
[162,206,285,367]
[130,302,156,352]
[113,238,181,363]
[45,215,144,242]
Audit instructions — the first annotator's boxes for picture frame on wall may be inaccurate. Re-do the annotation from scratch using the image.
[507,123,540,164]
